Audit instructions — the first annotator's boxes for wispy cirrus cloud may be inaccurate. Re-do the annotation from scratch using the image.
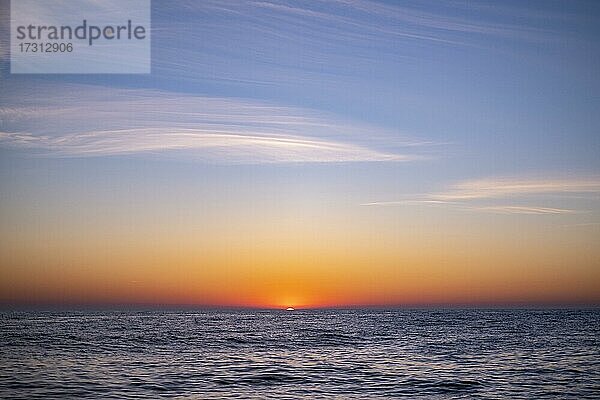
[362,176,600,215]
[145,0,579,91]
[0,82,429,163]
[0,129,408,163]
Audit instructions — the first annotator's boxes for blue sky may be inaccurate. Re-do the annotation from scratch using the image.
[3,0,599,169]
[2,1,600,212]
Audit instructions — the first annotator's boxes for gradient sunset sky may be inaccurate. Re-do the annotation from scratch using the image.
[1,0,599,308]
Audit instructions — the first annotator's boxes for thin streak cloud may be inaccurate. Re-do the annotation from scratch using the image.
[363,176,600,215]
[361,200,453,206]
[433,177,600,201]
[475,206,576,215]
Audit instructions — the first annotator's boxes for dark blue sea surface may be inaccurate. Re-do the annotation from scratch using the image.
[0,309,599,399]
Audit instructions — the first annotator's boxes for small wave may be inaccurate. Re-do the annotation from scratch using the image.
[214,373,307,386]
[432,379,484,393]
[297,328,362,346]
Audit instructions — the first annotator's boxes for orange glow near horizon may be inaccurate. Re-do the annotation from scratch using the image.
[1,176,599,308]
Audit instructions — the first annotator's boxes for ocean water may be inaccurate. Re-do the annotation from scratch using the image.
[0,309,598,399]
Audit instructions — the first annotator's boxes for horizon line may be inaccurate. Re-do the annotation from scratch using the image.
[2,301,599,311]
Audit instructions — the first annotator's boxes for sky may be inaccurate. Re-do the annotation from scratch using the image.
[0,0,599,308]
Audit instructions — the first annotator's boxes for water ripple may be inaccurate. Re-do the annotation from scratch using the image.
[0,309,599,398]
